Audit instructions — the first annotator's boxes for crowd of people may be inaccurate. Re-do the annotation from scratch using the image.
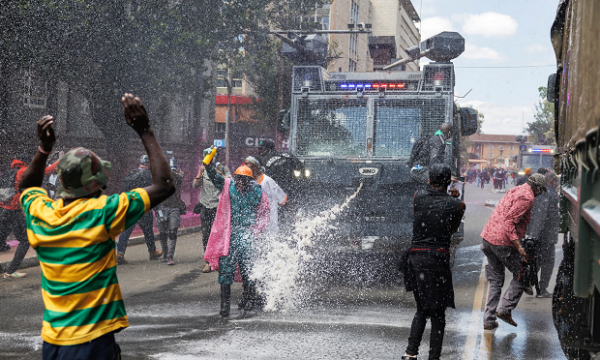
[0,94,301,359]
[0,96,561,360]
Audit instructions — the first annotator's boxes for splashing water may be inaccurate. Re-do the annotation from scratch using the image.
[250,183,364,312]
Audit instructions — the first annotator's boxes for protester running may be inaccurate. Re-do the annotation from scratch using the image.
[18,94,174,359]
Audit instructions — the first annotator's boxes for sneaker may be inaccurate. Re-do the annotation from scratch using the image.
[484,321,499,330]
[4,272,26,279]
[202,264,212,273]
[166,258,175,266]
[148,250,162,260]
[401,354,418,360]
[524,286,534,296]
[496,311,518,327]
[0,243,11,252]
[116,253,128,265]
[536,290,553,298]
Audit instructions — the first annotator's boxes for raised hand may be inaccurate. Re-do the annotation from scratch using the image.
[37,115,56,152]
[121,93,150,134]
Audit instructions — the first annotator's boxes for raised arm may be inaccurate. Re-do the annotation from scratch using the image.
[19,116,56,192]
[193,164,205,189]
[204,161,225,191]
[122,94,175,208]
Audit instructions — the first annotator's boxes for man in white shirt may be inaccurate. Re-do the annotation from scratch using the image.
[245,156,287,235]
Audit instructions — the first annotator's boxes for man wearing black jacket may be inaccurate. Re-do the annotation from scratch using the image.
[526,171,560,297]
[402,163,465,360]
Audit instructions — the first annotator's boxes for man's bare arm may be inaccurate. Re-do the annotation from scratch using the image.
[121,94,174,208]
[19,116,56,192]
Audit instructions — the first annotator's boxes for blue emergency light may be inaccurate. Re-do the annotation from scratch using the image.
[338,83,405,90]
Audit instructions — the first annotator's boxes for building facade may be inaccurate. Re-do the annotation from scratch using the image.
[467,134,529,170]
[369,0,420,71]
[322,0,420,73]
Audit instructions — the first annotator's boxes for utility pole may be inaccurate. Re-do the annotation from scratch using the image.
[225,76,232,168]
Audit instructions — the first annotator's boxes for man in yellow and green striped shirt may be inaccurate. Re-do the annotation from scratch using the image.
[19,94,175,360]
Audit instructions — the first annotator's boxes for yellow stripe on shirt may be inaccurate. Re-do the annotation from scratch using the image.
[41,283,123,313]
[40,250,116,283]
[41,317,129,346]
[27,226,110,248]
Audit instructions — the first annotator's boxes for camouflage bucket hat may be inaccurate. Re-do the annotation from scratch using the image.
[527,173,547,191]
[57,148,112,199]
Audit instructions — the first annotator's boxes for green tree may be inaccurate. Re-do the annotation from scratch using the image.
[526,86,556,145]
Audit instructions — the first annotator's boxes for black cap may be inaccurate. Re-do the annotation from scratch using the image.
[429,163,452,186]
[259,139,275,150]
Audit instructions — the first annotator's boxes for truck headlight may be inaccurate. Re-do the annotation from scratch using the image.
[294,170,301,178]
[304,169,311,178]
[518,171,525,176]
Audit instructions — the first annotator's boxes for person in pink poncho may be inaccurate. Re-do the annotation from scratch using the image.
[203,154,269,318]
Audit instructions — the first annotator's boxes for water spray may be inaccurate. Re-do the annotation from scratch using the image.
[251,182,364,312]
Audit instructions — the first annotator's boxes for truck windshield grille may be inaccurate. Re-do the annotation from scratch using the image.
[295,98,447,158]
[373,99,446,157]
[296,98,368,157]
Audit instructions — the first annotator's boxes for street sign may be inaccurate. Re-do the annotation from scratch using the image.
[214,139,225,147]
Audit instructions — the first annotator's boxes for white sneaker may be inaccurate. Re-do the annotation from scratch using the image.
[401,354,418,360]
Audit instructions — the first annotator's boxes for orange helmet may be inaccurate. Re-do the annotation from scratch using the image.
[524,168,532,175]
[234,165,253,177]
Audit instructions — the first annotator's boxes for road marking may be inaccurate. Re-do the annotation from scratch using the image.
[477,282,493,359]
[461,259,487,360]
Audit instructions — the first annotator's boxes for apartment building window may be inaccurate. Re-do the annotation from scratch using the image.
[489,153,494,159]
[350,0,359,24]
[215,123,226,133]
[217,70,228,78]
[232,79,243,88]
[349,0,360,65]
[216,78,228,88]
[499,145,504,150]
[510,145,514,150]
[349,59,357,72]
[489,145,494,150]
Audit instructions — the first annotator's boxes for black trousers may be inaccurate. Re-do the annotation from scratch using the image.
[406,290,446,360]
[199,205,217,255]
[43,332,121,360]
[0,209,30,274]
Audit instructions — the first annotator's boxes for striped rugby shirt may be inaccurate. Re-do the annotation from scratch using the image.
[20,187,150,346]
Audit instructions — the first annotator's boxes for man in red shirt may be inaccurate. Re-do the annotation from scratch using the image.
[480,173,547,329]
[0,156,59,278]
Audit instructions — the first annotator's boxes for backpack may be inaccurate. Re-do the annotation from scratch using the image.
[409,135,432,168]
[121,168,152,192]
[0,169,19,204]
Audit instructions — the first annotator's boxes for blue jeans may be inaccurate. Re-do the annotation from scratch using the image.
[116,212,156,255]
[43,332,121,360]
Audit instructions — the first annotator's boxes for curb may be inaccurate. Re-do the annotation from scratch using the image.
[485,200,499,208]
[0,226,202,273]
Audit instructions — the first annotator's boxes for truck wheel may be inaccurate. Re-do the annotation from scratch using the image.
[553,235,592,360]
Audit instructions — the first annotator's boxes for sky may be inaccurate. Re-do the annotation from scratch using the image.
[413,0,558,135]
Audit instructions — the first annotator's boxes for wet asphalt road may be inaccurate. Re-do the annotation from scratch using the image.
[0,182,567,359]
